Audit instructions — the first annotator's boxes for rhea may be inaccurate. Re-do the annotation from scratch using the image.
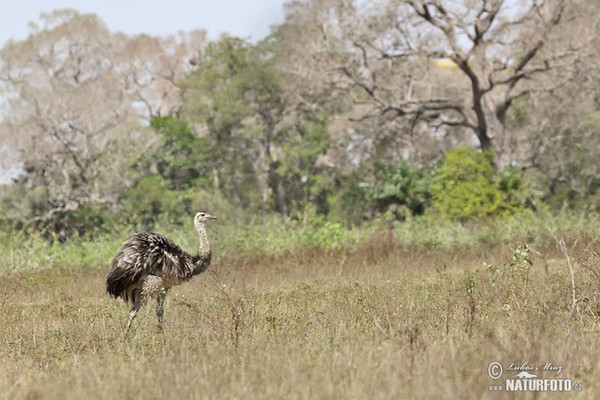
[106,211,216,336]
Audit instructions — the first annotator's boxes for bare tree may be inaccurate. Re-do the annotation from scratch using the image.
[0,10,206,227]
[112,29,206,119]
[280,0,589,166]
[498,0,600,201]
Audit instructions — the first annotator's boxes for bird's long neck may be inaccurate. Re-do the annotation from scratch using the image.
[192,222,211,275]
[197,222,211,259]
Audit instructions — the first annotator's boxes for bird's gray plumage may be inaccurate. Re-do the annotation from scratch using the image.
[106,211,216,335]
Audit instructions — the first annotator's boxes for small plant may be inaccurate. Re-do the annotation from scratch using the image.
[208,270,250,349]
[0,252,24,311]
[485,263,499,274]
[510,244,534,286]
[266,315,277,333]
[464,275,477,339]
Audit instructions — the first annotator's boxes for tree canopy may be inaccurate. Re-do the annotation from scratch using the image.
[0,2,598,238]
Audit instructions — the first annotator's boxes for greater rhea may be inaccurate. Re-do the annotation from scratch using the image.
[106,211,216,336]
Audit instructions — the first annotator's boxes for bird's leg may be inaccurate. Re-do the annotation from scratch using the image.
[124,290,142,338]
[156,290,167,331]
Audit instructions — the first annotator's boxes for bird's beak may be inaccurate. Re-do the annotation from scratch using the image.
[210,215,217,220]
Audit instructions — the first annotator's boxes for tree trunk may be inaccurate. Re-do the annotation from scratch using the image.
[276,179,289,220]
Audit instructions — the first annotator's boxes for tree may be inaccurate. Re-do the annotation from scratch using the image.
[181,37,277,214]
[181,36,331,219]
[504,0,600,208]
[0,9,206,234]
[280,0,587,167]
[113,29,206,119]
[144,116,210,191]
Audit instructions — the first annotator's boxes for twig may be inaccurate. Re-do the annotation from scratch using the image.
[557,238,581,322]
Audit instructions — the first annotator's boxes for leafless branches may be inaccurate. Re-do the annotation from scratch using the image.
[280,0,585,165]
[0,9,205,225]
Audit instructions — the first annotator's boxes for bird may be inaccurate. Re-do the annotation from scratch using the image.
[106,211,217,336]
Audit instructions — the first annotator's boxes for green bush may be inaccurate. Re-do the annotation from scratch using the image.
[365,162,437,219]
[121,175,184,230]
[432,147,500,220]
[431,147,534,220]
[58,203,121,239]
[497,166,536,212]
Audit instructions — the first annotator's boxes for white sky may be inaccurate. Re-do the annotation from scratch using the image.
[0,0,288,47]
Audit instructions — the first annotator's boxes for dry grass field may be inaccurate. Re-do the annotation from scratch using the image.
[1,232,599,399]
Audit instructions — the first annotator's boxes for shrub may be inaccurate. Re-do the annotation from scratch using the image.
[365,162,437,219]
[121,175,183,230]
[432,147,534,220]
[432,147,500,220]
[497,166,537,212]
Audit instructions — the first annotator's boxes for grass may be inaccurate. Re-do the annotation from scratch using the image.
[1,216,600,399]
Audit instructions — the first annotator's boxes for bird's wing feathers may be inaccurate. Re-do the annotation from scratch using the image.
[141,233,190,277]
[106,232,191,298]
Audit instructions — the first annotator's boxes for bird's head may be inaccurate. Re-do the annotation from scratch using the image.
[194,211,217,228]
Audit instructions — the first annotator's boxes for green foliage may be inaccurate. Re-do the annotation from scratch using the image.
[121,175,184,230]
[284,219,349,251]
[228,206,363,255]
[432,147,533,220]
[365,162,437,219]
[510,244,533,272]
[432,147,500,220]
[147,116,210,190]
[57,203,121,239]
[497,166,536,212]
[179,35,336,219]
[277,119,332,214]
[1,202,598,275]
[181,36,285,212]
[323,172,370,226]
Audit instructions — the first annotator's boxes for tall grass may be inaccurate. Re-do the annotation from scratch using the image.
[1,209,597,274]
[1,224,599,399]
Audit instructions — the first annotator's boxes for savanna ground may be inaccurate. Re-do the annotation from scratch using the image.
[1,215,600,399]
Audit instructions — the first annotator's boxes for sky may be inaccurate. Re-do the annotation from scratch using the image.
[0,0,288,47]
